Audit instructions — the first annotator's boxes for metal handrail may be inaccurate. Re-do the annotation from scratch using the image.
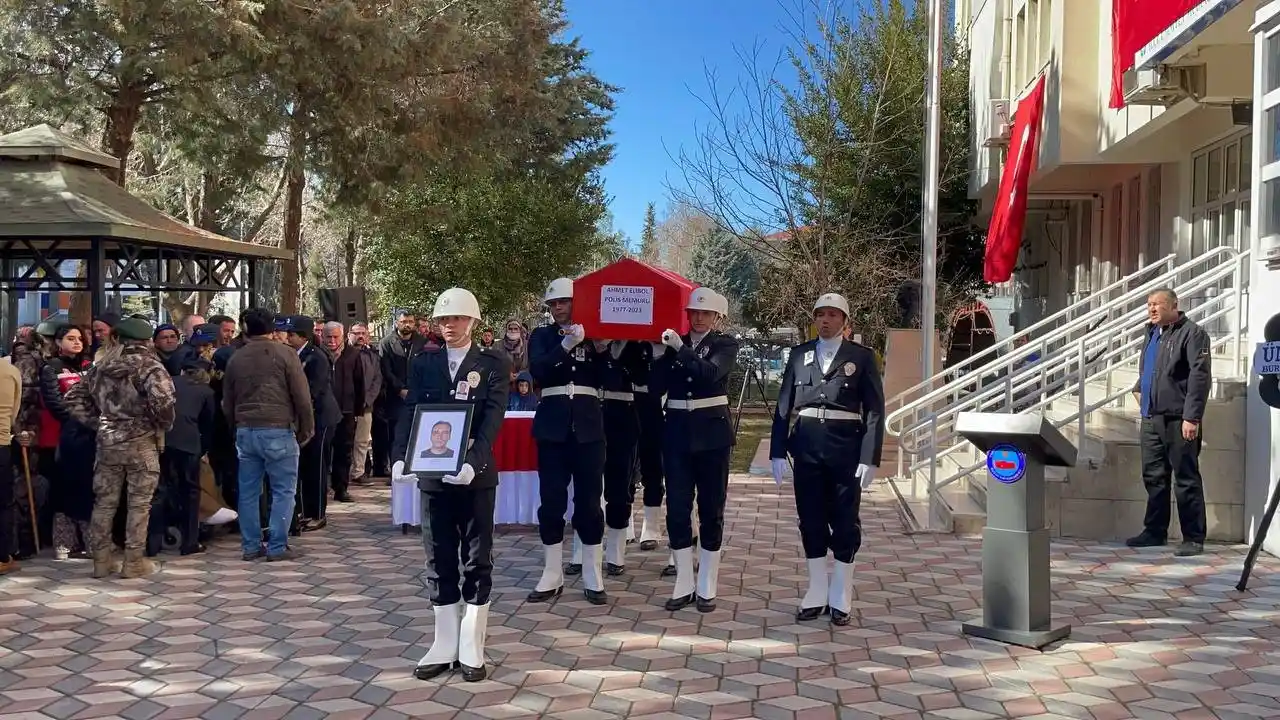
[893,251,1245,454]
[909,293,1241,492]
[885,251,1179,413]
[886,245,1243,439]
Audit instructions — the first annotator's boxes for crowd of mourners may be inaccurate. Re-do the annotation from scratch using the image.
[0,307,537,576]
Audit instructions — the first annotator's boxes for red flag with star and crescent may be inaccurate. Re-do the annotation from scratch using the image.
[983,74,1047,284]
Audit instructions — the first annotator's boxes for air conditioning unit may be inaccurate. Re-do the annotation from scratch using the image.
[1123,64,1206,106]
[983,99,1011,147]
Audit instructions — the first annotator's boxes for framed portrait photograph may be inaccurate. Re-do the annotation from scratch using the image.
[405,404,474,476]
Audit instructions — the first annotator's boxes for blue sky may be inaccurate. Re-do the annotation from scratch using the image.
[563,0,804,242]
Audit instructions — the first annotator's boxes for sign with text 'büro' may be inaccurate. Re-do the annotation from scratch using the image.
[1254,341,1280,377]
[600,285,654,325]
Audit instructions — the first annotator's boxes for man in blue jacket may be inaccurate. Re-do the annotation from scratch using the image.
[1128,288,1212,557]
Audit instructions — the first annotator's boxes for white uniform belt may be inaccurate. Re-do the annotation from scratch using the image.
[541,384,600,399]
[632,384,649,393]
[798,407,862,421]
[666,396,729,411]
[602,390,634,402]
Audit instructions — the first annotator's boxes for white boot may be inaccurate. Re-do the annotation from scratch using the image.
[639,506,662,547]
[670,547,695,600]
[581,543,605,591]
[606,527,627,570]
[570,532,583,566]
[532,542,564,595]
[413,603,461,679]
[799,556,829,615]
[457,602,490,681]
[828,560,854,625]
[697,548,721,601]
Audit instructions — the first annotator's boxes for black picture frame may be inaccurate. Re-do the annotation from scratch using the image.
[404,403,474,477]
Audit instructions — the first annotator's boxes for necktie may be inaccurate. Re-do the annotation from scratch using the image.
[449,360,458,377]
[821,349,833,373]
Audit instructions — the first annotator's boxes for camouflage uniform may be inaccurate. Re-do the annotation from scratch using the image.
[69,335,176,577]
[10,343,47,556]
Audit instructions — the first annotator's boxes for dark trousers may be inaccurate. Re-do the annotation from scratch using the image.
[604,430,638,530]
[634,393,665,507]
[0,445,14,560]
[298,424,333,521]
[14,446,53,556]
[210,416,238,509]
[665,446,731,551]
[371,403,390,475]
[421,487,496,606]
[793,460,863,563]
[536,438,605,545]
[331,415,356,497]
[1141,415,1207,543]
[384,397,406,467]
[160,448,202,552]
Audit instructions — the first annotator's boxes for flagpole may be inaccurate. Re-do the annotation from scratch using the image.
[921,0,944,398]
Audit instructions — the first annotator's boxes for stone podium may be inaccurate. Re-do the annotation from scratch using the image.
[955,412,1077,650]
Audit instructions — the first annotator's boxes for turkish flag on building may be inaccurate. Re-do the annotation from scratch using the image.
[983,74,1047,284]
[1110,0,1200,109]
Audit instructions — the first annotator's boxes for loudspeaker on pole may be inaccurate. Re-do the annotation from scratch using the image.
[318,287,368,327]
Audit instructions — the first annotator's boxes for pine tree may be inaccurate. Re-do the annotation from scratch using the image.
[639,202,658,263]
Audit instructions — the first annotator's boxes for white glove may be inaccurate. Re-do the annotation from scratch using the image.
[857,464,877,490]
[610,341,625,359]
[592,339,610,352]
[443,463,475,486]
[661,329,683,350]
[771,458,789,487]
[649,341,666,358]
[560,324,585,350]
[391,460,413,482]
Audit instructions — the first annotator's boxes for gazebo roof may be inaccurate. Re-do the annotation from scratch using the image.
[0,124,290,260]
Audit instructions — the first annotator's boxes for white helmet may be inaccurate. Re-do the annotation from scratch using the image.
[814,292,850,317]
[544,277,573,303]
[433,287,482,320]
[686,287,728,316]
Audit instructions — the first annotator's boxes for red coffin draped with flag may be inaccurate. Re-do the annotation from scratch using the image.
[983,75,1047,284]
[1109,0,1201,109]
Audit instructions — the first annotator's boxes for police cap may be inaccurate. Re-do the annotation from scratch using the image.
[284,315,315,336]
[35,320,65,338]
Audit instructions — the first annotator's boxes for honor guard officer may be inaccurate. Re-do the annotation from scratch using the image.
[769,293,885,626]
[651,288,738,612]
[526,277,609,605]
[391,288,510,683]
[597,340,647,575]
[632,341,666,552]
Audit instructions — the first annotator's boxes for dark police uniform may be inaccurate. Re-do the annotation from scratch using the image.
[769,336,885,624]
[630,341,666,550]
[292,318,341,529]
[526,323,608,603]
[392,344,510,610]
[599,341,646,574]
[651,330,739,554]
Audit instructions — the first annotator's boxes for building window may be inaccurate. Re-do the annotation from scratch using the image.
[1190,131,1252,269]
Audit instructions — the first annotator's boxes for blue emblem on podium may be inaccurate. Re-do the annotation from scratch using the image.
[987,444,1026,485]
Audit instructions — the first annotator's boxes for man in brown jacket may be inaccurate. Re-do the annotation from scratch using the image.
[223,308,314,562]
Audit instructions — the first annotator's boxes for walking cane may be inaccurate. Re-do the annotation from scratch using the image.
[20,446,40,553]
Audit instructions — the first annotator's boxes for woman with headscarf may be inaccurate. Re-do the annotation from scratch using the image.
[39,324,95,559]
[501,319,529,383]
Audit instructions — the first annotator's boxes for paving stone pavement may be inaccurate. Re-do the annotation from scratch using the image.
[2,476,1280,720]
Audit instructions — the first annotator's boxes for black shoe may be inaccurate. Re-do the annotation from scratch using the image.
[413,662,452,681]
[639,540,658,552]
[459,662,487,682]
[301,518,327,532]
[242,549,265,561]
[564,563,582,576]
[661,564,676,578]
[332,492,353,503]
[606,563,625,577]
[583,588,608,605]
[1125,531,1167,548]
[1175,541,1204,557]
[267,549,298,562]
[695,596,716,613]
[664,593,695,611]
[180,544,206,557]
[526,586,563,603]
[796,605,826,622]
[831,608,851,626]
